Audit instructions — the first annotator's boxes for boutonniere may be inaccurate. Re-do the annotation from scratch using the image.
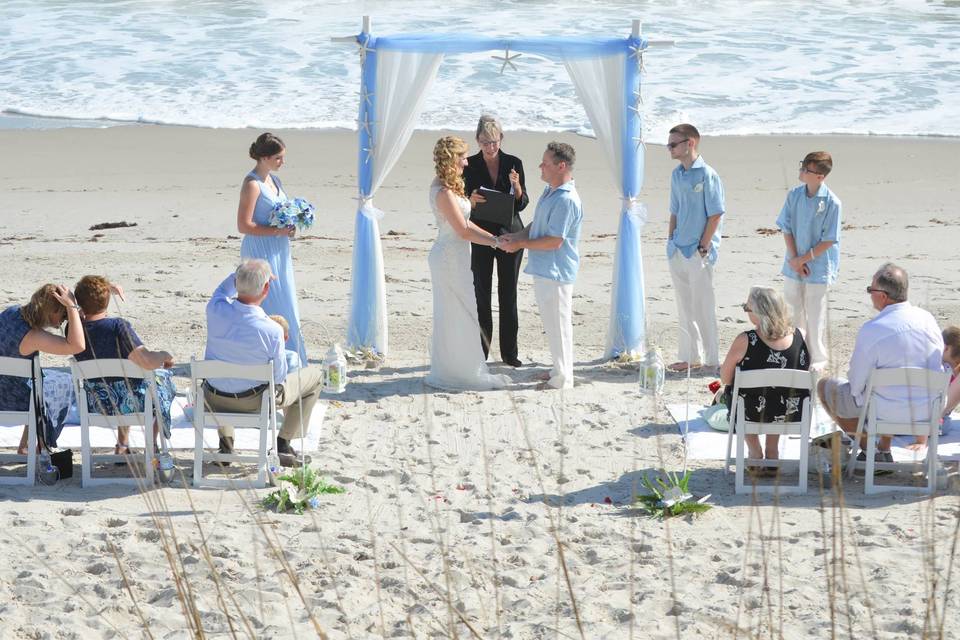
[693,182,704,193]
[816,200,826,214]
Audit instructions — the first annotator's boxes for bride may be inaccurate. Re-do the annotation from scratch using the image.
[426,136,511,391]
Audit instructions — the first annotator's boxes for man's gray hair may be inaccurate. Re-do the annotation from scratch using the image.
[874,262,908,302]
[235,259,272,297]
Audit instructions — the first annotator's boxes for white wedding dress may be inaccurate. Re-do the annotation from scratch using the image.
[425,179,511,391]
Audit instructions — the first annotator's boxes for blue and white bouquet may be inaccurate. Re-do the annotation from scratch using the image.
[269,197,316,231]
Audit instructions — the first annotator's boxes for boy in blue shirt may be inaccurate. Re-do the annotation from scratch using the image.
[776,151,841,370]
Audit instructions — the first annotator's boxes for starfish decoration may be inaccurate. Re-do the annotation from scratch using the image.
[491,47,522,74]
[633,134,645,152]
[362,144,376,164]
[360,85,374,107]
[357,37,376,65]
[628,43,644,63]
[633,86,644,107]
[358,114,376,137]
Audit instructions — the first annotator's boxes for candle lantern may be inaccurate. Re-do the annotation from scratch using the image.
[638,347,665,395]
[323,344,348,393]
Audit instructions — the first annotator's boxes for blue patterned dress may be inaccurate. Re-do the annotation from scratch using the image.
[0,305,74,446]
[75,317,175,439]
[239,171,308,363]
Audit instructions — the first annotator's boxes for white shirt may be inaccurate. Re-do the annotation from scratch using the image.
[847,301,945,422]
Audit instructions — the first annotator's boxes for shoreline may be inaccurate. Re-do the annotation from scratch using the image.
[3,110,959,140]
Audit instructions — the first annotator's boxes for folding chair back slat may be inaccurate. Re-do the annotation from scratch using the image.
[0,355,38,485]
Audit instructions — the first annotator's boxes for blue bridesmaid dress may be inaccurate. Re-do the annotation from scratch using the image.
[240,171,308,362]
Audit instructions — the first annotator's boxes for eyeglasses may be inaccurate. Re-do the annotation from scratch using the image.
[478,138,500,147]
[741,303,753,313]
[865,286,888,296]
[666,138,689,150]
[799,162,824,176]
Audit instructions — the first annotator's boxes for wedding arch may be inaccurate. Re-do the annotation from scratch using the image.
[337,18,650,360]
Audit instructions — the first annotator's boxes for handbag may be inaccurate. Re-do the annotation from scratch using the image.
[30,357,73,481]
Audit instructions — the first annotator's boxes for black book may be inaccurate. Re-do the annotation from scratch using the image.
[470,187,514,227]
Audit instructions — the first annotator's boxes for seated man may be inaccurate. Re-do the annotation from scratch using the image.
[819,262,944,463]
[204,259,321,467]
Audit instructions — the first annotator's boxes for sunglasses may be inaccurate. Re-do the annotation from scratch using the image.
[666,138,689,150]
[865,286,888,296]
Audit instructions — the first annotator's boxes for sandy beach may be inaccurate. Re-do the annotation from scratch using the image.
[1,126,959,638]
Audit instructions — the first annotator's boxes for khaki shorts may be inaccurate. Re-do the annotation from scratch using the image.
[820,377,861,419]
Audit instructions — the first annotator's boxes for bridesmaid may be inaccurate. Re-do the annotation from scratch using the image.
[237,132,307,362]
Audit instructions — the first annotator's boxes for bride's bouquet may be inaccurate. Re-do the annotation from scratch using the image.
[269,197,316,231]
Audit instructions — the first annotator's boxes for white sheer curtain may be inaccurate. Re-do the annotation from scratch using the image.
[367,50,443,210]
[564,53,626,188]
[565,53,647,358]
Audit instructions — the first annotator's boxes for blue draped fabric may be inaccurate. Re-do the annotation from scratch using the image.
[345,29,650,360]
[346,31,384,352]
[607,34,646,357]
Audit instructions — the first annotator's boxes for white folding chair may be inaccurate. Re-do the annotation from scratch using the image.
[71,358,165,487]
[0,355,39,485]
[725,368,814,495]
[190,358,277,488]
[844,367,950,494]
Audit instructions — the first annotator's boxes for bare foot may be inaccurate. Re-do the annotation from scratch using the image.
[905,442,926,452]
[533,371,551,382]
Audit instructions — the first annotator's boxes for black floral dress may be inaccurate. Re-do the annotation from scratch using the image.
[728,328,810,423]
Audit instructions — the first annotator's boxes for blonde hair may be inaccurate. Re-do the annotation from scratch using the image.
[475,115,503,142]
[433,136,468,198]
[748,286,792,341]
[20,284,63,329]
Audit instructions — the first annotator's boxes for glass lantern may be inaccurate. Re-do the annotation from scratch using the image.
[323,344,348,393]
[638,347,665,396]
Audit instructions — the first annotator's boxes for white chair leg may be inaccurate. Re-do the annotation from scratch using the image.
[735,429,746,494]
[798,425,810,495]
[725,422,734,476]
[80,422,91,487]
[26,419,37,486]
[865,430,876,495]
[193,413,204,488]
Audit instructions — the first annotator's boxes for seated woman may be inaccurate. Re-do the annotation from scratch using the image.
[73,275,176,456]
[0,284,85,453]
[719,286,810,470]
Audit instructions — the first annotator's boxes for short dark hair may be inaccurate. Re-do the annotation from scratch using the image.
[943,326,960,361]
[668,123,700,142]
[249,132,285,160]
[803,151,833,177]
[546,141,575,168]
[874,262,908,302]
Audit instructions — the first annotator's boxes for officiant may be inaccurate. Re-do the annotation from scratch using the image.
[465,115,529,368]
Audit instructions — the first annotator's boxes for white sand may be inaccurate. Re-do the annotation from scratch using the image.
[0,127,958,638]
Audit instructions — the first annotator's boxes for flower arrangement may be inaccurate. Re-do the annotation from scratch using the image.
[262,466,344,514]
[269,197,316,231]
[635,470,711,519]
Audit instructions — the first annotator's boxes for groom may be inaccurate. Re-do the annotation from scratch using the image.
[501,142,583,390]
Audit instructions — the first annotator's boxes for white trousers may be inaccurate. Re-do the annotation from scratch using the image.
[533,277,574,389]
[668,252,719,366]
[783,278,829,369]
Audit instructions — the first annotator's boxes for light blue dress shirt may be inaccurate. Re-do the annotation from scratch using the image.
[776,183,842,285]
[524,180,583,284]
[667,156,725,266]
[204,274,287,392]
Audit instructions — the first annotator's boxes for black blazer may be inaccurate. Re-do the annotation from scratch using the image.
[463,150,529,234]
